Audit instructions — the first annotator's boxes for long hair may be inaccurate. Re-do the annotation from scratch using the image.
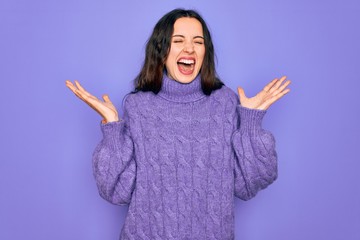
[133,9,224,95]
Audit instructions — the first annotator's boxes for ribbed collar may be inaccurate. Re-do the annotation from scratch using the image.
[158,73,206,103]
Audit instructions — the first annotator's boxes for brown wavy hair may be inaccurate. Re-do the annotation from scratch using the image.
[133,8,224,95]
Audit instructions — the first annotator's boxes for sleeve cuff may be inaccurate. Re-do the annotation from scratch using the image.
[100,120,124,140]
[237,105,267,132]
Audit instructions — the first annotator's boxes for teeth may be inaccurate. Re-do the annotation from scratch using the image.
[178,59,195,64]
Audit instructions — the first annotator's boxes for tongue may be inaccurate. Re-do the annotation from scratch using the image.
[178,63,194,75]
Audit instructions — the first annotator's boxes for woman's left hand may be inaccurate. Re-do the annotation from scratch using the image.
[237,76,291,110]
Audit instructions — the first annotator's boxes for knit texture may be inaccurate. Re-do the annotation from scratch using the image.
[92,74,278,240]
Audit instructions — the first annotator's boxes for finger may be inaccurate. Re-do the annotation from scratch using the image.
[65,81,78,93]
[66,81,94,103]
[263,78,279,92]
[259,88,291,110]
[65,80,73,86]
[74,80,92,98]
[77,93,104,116]
[66,81,85,100]
[268,76,287,93]
[74,80,86,91]
[65,80,77,88]
[73,90,86,100]
[66,81,109,118]
[271,80,291,96]
[237,87,247,102]
[102,94,112,103]
[66,82,85,98]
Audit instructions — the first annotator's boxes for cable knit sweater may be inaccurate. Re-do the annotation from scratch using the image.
[92,74,278,240]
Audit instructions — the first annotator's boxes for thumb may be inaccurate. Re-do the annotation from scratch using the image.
[237,87,247,102]
[102,94,112,103]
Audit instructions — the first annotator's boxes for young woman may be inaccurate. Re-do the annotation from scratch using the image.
[66,8,290,240]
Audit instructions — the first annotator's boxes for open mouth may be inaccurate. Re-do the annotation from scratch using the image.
[177,58,195,75]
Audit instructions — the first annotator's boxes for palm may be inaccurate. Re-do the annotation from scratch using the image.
[65,80,119,123]
[237,76,291,110]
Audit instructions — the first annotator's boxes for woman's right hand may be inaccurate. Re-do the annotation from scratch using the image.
[65,80,119,123]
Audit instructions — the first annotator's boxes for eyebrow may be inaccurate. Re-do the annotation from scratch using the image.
[172,34,204,39]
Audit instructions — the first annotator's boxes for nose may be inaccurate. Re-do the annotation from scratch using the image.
[183,41,194,53]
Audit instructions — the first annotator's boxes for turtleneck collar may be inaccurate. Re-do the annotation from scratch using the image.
[158,73,206,103]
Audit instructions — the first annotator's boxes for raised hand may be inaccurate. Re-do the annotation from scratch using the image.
[237,76,291,110]
[65,80,119,123]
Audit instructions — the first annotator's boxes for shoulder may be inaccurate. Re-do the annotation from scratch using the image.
[210,85,239,106]
[123,91,155,108]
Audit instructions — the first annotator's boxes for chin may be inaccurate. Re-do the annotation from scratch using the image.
[172,71,200,84]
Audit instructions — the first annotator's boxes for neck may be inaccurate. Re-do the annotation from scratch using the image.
[158,74,205,103]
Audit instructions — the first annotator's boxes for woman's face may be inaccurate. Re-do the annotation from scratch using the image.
[165,17,205,84]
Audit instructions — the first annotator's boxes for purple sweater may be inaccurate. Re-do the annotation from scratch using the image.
[92,74,278,240]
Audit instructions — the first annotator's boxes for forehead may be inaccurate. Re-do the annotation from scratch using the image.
[173,17,203,36]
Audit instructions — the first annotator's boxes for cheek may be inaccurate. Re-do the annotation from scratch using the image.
[166,50,175,65]
[167,49,178,63]
[198,49,205,65]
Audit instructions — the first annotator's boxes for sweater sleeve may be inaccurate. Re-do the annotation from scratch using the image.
[92,98,136,205]
[227,94,278,201]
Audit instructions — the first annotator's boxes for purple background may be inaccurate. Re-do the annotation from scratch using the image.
[1,0,359,239]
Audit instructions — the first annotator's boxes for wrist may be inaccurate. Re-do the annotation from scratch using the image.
[237,105,266,132]
[102,116,120,124]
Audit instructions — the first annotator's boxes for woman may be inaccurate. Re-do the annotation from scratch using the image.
[66,8,290,240]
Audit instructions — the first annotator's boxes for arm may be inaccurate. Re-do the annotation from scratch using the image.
[65,80,136,205]
[92,98,136,205]
[231,76,290,200]
[231,104,277,201]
